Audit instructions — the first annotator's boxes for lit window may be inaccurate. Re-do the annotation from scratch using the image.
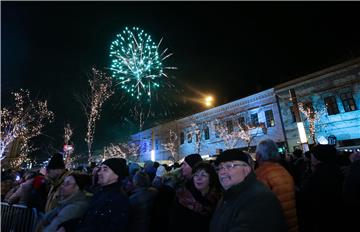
[324,96,339,115]
[340,92,357,112]
[187,133,192,143]
[238,116,245,128]
[226,120,233,133]
[180,132,184,144]
[251,113,259,127]
[265,110,275,127]
[204,126,210,140]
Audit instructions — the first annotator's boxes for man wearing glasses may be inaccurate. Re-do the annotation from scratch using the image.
[210,149,287,232]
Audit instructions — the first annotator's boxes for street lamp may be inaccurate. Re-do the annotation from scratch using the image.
[204,96,214,107]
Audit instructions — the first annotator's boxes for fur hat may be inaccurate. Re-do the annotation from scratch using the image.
[184,154,203,168]
[102,158,128,180]
[215,149,251,166]
[47,153,65,170]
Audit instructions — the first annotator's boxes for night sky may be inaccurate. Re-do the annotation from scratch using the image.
[2,2,360,160]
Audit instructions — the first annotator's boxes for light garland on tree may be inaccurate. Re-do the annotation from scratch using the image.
[102,142,140,161]
[0,89,54,167]
[215,119,266,150]
[298,102,326,144]
[82,68,114,161]
[64,123,74,169]
[161,129,178,159]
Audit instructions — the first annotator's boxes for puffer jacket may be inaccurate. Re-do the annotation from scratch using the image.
[255,161,298,232]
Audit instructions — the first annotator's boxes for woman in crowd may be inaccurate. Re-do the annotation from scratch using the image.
[170,161,222,232]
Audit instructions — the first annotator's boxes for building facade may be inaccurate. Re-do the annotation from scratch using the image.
[131,58,360,161]
[132,88,286,161]
[275,58,360,152]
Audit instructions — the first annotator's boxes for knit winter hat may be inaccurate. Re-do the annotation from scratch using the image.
[70,173,91,190]
[215,149,252,166]
[184,154,203,168]
[102,158,128,180]
[47,153,65,170]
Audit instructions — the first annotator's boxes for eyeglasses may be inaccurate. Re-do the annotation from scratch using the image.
[216,163,248,172]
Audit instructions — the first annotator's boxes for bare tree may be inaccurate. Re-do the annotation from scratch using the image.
[77,68,114,161]
[161,129,179,160]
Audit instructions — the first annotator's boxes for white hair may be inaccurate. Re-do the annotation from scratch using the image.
[256,139,279,161]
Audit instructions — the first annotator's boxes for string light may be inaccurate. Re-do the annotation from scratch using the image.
[298,102,326,144]
[161,129,178,159]
[83,68,114,161]
[102,142,140,161]
[0,89,54,168]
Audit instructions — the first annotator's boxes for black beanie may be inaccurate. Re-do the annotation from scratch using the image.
[184,154,203,168]
[215,149,251,166]
[47,153,65,170]
[102,158,128,180]
[71,173,91,190]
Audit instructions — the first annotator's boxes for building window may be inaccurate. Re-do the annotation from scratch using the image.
[187,132,192,143]
[324,96,339,115]
[238,116,245,128]
[251,113,259,127]
[204,126,210,140]
[340,92,357,112]
[226,120,233,133]
[214,121,220,138]
[265,110,275,127]
[155,139,159,150]
[180,132,184,144]
[290,106,297,123]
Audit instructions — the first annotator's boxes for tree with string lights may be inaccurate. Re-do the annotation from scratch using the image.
[215,118,266,151]
[298,102,326,144]
[78,68,114,162]
[0,89,54,168]
[161,129,178,160]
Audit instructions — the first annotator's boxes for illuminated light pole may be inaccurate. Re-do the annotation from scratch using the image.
[289,89,309,152]
[151,128,155,161]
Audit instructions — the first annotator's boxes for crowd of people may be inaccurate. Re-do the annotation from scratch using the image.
[1,139,359,232]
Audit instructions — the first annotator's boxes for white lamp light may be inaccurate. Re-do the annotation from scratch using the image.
[297,122,308,144]
[151,149,155,162]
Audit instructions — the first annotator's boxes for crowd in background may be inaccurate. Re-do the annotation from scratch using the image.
[1,139,360,232]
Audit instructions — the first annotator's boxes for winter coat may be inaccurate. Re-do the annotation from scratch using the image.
[170,182,221,232]
[5,178,34,205]
[210,172,287,232]
[40,191,89,232]
[45,170,71,212]
[129,187,158,232]
[255,161,298,232]
[77,182,130,232]
[302,162,345,232]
